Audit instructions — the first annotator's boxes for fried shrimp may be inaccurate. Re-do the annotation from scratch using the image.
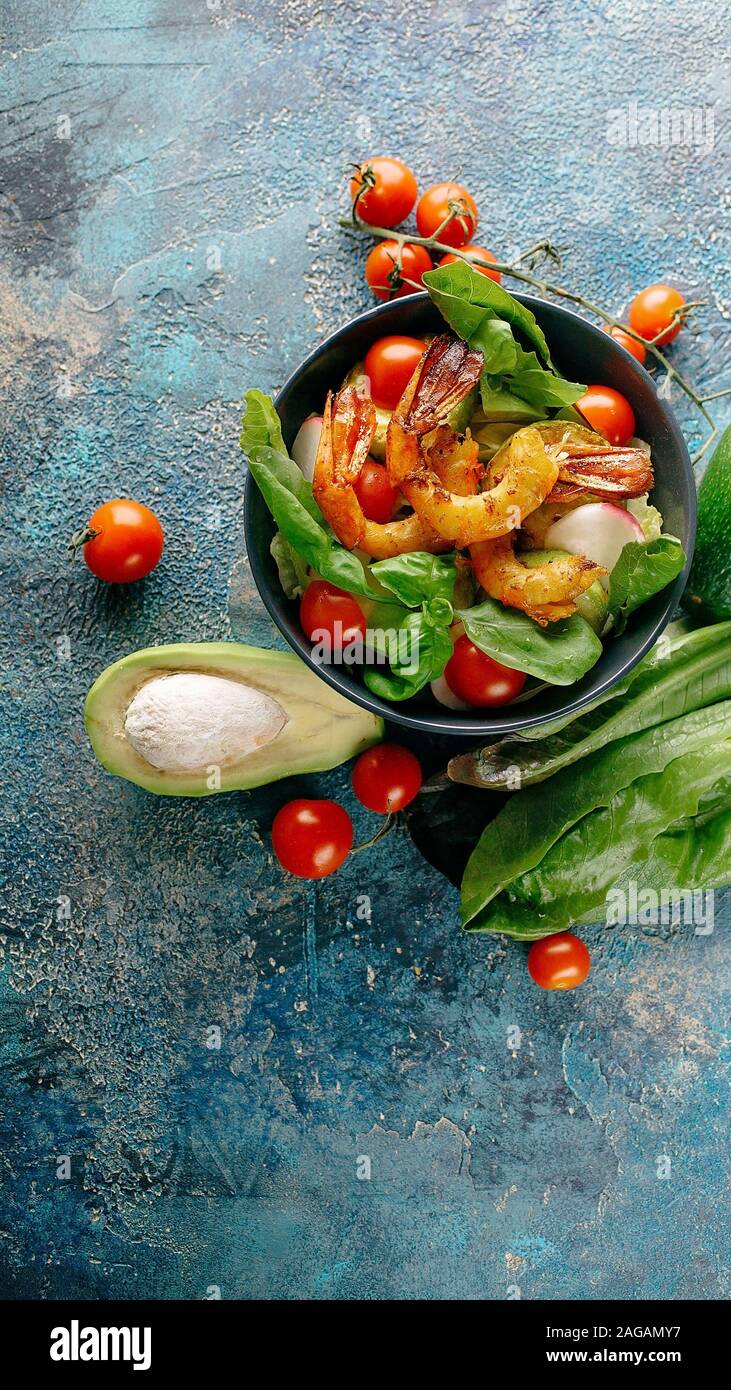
[386,337,561,545]
[312,387,451,559]
[535,421,654,502]
[399,422,561,546]
[470,534,606,626]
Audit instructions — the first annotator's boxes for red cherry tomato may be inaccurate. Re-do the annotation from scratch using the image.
[576,384,636,446]
[445,635,526,707]
[527,933,591,991]
[364,335,427,410]
[416,182,478,249]
[354,459,400,524]
[272,799,353,879]
[439,246,501,283]
[605,324,647,365]
[365,240,433,300]
[349,157,418,228]
[76,498,164,583]
[300,580,367,653]
[629,283,686,346]
[352,743,423,814]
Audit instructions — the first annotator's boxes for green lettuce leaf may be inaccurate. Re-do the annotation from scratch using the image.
[448,621,731,788]
[460,699,731,930]
[608,535,686,632]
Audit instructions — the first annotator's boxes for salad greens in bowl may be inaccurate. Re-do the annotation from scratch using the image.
[243,264,694,734]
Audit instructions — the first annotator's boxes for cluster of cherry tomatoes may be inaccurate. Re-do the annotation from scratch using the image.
[271,742,422,874]
[271,742,591,990]
[349,157,688,451]
[350,157,499,300]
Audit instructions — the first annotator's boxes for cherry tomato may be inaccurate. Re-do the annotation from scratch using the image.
[352,743,423,813]
[527,933,591,991]
[300,580,367,653]
[444,635,526,707]
[350,157,418,228]
[272,799,353,879]
[605,324,646,365]
[75,499,164,583]
[354,459,400,524]
[416,182,478,249]
[364,335,427,410]
[365,240,433,300]
[629,283,685,346]
[576,384,635,446]
[439,246,500,283]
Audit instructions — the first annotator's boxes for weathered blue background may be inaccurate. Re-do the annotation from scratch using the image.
[1,0,729,1301]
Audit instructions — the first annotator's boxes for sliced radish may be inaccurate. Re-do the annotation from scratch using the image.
[291,415,323,482]
[431,673,470,711]
[545,502,644,588]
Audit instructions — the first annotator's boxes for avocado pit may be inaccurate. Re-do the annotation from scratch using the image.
[124,672,287,772]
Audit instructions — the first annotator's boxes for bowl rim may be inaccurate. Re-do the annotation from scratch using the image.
[244,290,696,736]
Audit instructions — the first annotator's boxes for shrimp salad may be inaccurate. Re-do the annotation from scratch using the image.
[242,265,686,709]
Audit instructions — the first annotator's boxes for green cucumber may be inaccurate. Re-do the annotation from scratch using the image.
[685,423,731,621]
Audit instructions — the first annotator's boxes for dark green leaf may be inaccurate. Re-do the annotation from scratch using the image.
[364,609,453,701]
[458,596,602,684]
[371,551,458,608]
[471,741,731,937]
[423,260,553,366]
[460,699,731,930]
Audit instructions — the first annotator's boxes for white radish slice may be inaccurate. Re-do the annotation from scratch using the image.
[431,674,470,711]
[291,415,323,482]
[545,502,644,589]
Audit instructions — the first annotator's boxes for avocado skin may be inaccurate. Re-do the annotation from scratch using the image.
[684,424,731,622]
[84,642,383,796]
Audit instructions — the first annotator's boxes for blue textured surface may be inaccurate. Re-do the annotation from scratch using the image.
[1,0,729,1301]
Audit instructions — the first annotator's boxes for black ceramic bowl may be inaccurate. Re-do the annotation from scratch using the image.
[244,292,695,735]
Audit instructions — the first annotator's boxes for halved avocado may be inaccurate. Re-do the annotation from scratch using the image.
[84,642,383,797]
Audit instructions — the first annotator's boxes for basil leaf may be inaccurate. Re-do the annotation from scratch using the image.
[364,609,453,702]
[423,261,553,367]
[608,536,686,632]
[478,380,547,421]
[471,316,519,375]
[371,551,458,608]
[240,387,286,456]
[460,699,731,930]
[458,596,602,684]
[448,621,731,788]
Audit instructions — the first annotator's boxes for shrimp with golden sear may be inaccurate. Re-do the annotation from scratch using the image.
[470,534,606,626]
[388,337,560,546]
[312,386,450,559]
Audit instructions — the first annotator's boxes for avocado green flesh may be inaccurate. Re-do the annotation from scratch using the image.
[684,423,731,622]
[519,548,609,634]
[84,642,384,797]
